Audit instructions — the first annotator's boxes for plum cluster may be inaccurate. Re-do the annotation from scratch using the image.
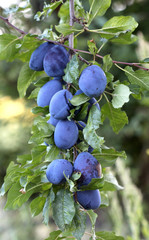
[29,42,107,210]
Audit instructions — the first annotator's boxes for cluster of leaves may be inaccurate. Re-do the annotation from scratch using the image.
[0,0,149,239]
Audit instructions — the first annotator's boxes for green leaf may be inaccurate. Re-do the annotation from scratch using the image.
[87,210,98,230]
[45,145,60,162]
[101,102,128,134]
[98,16,138,44]
[101,173,123,191]
[102,16,138,34]
[87,40,98,55]
[70,93,90,106]
[140,57,149,63]
[30,196,46,217]
[31,145,47,164]
[17,63,43,98]
[75,102,89,121]
[96,231,124,240]
[0,34,21,61]
[43,188,55,225]
[63,55,79,84]
[45,230,62,240]
[83,105,104,151]
[103,55,113,72]
[52,189,76,231]
[71,204,86,240]
[92,148,127,168]
[55,24,80,35]
[112,84,131,108]
[100,192,109,207]
[31,106,49,115]
[125,66,149,91]
[28,87,40,99]
[88,0,111,26]
[80,178,104,190]
[34,1,62,21]
[5,182,37,210]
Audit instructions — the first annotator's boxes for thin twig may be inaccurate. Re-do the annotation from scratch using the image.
[0,15,149,71]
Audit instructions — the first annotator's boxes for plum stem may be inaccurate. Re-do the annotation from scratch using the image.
[0,15,149,71]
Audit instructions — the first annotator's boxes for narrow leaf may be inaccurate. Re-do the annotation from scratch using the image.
[70,93,90,106]
[96,231,124,240]
[30,196,46,217]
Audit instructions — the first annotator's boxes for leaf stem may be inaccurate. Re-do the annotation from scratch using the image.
[103,92,110,103]
[0,15,149,71]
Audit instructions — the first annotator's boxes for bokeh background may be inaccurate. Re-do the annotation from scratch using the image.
[0,0,149,239]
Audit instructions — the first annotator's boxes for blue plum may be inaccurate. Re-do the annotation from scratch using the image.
[47,116,59,127]
[88,97,100,111]
[74,152,101,185]
[79,65,107,97]
[46,159,73,184]
[29,42,54,71]
[54,120,79,149]
[37,79,63,107]
[49,89,73,120]
[77,121,86,131]
[76,189,101,210]
[43,45,69,77]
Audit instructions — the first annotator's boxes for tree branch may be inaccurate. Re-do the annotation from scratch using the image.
[0,15,149,71]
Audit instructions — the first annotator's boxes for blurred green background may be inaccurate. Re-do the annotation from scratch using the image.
[0,0,149,239]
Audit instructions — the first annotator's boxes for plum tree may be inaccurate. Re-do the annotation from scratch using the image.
[43,45,69,77]
[49,89,73,120]
[47,116,59,127]
[54,119,78,149]
[74,152,101,185]
[76,189,101,210]
[88,98,100,111]
[79,65,107,97]
[29,42,54,71]
[46,159,73,184]
[37,79,63,107]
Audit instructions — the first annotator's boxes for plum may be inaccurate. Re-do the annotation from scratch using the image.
[37,79,63,107]
[76,189,101,210]
[43,45,69,77]
[29,42,54,71]
[88,97,100,111]
[47,116,59,127]
[49,89,73,120]
[77,121,86,131]
[79,65,107,97]
[54,120,79,149]
[46,159,73,184]
[74,152,101,185]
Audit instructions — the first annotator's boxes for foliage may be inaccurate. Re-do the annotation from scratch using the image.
[0,0,149,240]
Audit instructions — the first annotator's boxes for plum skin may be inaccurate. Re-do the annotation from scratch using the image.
[37,80,63,107]
[79,65,107,98]
[47,116,59,127]
[76,189,101,210]
[29,42,54,71]
[54,120,79,149]
[43,45,69,77]
[49,89,73,120]
[46,159,73,184]
[74,152,100,185]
